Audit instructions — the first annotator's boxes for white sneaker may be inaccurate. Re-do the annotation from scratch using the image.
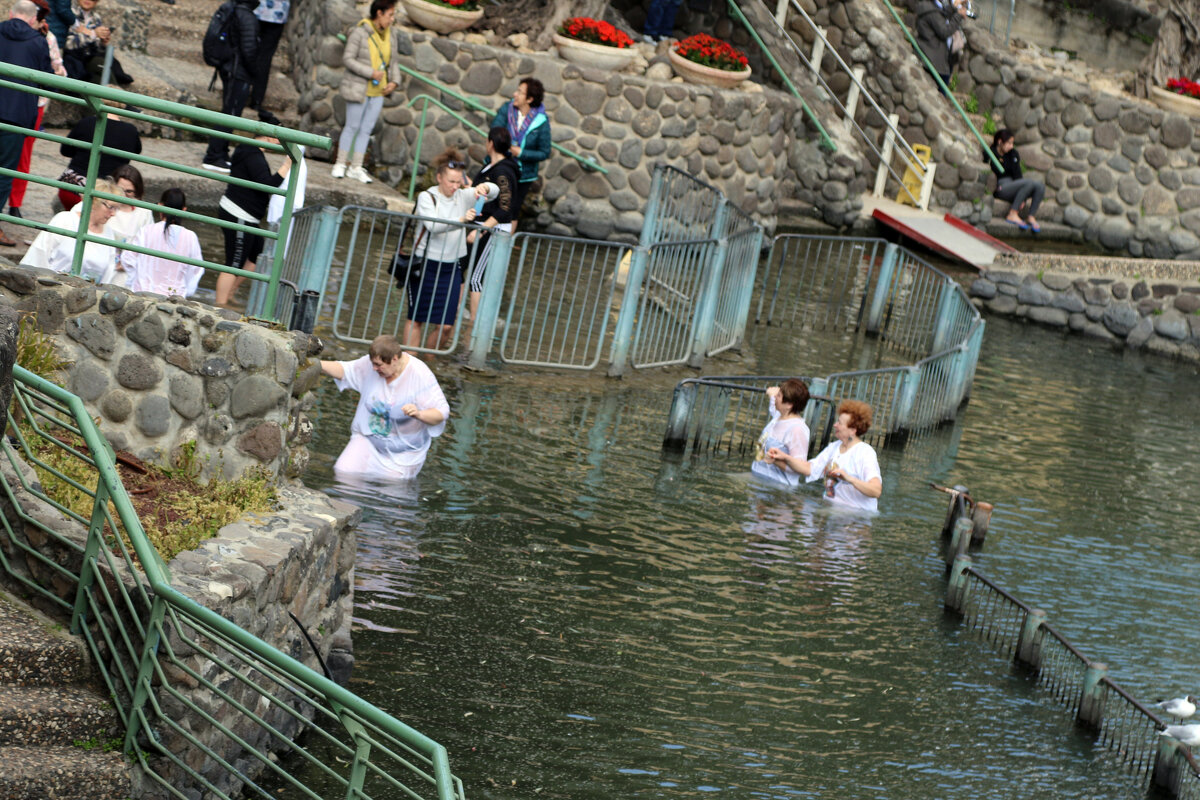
[331,162,347,179]
[347,166,373,184]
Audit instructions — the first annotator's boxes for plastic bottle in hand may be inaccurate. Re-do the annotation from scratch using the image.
[825,462,839,498]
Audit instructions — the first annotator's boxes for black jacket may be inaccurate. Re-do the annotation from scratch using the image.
[0,19,53,128]
[474,156,521,225]
[985,147,1022,182]
[62,115,143,176]
[913,0,960,76]
[224,143,284,220]
[226,0,261,84]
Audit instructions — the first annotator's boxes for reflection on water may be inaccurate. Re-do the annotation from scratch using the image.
[296,314,1200,800]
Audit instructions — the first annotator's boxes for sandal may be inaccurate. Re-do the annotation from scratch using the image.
[1003,219,1029,231]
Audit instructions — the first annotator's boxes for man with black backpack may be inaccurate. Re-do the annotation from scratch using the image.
[201,0,259,173]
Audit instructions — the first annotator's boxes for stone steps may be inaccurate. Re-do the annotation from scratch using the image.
[0,590,130,799]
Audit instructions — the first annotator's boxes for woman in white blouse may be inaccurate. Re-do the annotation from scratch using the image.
[120,187,204,297]
[402,148,495,354]
[21,177,119,283]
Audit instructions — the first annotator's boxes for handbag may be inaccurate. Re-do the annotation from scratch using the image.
[389,224,427,288]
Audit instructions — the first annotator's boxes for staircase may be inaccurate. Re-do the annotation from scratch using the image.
[0,589,130,800]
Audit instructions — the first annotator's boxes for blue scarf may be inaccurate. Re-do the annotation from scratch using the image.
[507,103,545,146]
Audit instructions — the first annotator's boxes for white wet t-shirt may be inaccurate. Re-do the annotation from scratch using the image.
[751,403,810,488]
[805,439,881,512]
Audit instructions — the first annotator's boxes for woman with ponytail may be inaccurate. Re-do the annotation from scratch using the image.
[120,187,205,297]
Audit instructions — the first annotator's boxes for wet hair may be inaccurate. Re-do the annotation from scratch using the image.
[838,399,873,437]
[992,129,1014,150]
[487,126,511,155]
[159,187,186,233]
[520,77,544,108]
[433,147,466,177]
[110,163,144,200]
[369,334,404,363]
[369,0,395,21]
[779,378,810,414]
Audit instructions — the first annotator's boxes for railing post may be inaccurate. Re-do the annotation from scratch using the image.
[728,229,764,351]
[466,230,513,371]
[69,480,110,634]
[607,245,650,377]
[297,206,341,297]
[873,113,899,198]
[892,365,921,435]
[809,27,826,80]
[1077,662,1108,730]
[71,96,107,279]
[945,553,972,613]
[407,98,431,200]
[946,517,972,568]
[971,501,993,545]
[844,65,866,125]
[1015,608,1047,670]
[123,598,167,754]
[687,200,730,369]
[1152,735,1188,797]
[865,242,899,335]
[918,161,937,211]
[941,486,970,538]
[662,381,698,453]
[930,278,958,353]
[774,0,789,27]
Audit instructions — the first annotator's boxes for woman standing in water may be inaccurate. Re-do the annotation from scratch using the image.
[768,399,882,511]
[752,378,810,487]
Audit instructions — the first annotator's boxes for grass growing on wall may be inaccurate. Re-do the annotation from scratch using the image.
[10,315,277,562]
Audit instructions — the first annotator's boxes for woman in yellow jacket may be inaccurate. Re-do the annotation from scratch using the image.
[332,0,401,183]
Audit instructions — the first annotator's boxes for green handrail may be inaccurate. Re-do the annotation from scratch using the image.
[724,0,837,152]
[1,365,462,800]
[0,62,330,322]
[876,0,1003,172]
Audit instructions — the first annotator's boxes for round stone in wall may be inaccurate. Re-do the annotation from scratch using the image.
[235,330,272,369]
[169,373,205,420]
[127,314,166,351]
[135,395,171,437]
[117,353,163,390]
[101,390,133,423]
[70,360,110,402]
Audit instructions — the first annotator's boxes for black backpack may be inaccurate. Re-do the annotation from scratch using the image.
[202,1,239,69]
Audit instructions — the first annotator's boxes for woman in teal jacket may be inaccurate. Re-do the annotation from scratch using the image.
[491,77,550,227]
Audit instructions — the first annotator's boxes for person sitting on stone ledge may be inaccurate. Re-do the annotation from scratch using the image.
[985,128,1045,233]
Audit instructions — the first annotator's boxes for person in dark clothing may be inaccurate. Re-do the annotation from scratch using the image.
[491,77,551,230]
[56,111,141,210]
[466,126,519,326]
[914,0,964,89]
[43,0,72,49]
[214,134,292,307]
[247,0,287,120]
[985,128,1045,233]
[0,0,53,247]
[202,0,259,173]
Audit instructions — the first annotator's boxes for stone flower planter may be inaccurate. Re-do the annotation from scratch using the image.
[1149,86,1200,120]
[668,49,750,89]
[400,0,483,33]
[552,32,637,71]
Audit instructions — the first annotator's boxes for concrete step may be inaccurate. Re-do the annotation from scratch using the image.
[0,592,91,687]
[0,745,131,800]
[0,685,121,746]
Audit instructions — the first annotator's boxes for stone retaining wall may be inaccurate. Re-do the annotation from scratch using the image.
[0,265,321,482]
[969,264,1200,361]
[287,0,869,235]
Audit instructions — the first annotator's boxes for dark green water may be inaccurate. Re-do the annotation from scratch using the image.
[297,312,1200,800]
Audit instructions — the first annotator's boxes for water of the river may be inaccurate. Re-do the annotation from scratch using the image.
[292,302,1200,800]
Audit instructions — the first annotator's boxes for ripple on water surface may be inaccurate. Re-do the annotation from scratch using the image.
[301,317,1199,800]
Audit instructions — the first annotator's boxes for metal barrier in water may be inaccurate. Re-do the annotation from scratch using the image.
[665,234,984,453]
[935,496,1200,800]
[326,164,767,377]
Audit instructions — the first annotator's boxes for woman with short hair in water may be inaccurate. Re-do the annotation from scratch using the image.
[767,399,882,511]
[752,378,811,487]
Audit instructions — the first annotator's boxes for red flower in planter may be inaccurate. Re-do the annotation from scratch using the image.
[558,17,635,48]
[1166,77,1200,100]
[674,33,749,72]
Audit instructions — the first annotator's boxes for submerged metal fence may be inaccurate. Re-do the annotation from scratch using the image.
[328,164,765,376]
[0,367,463,800]
[936,505,1200,799]
[665,236,983,454]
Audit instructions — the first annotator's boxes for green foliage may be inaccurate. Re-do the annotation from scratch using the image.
[164,440,201,481]
[982,110,998,136]
[964,92,979,114]
[74,736,123,752]
[15,313,67,381]
[948,73,959,93]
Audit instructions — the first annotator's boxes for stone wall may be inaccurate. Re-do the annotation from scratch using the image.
[969,254,1200,360]
[0,265,321,482]
[288,0,869,235]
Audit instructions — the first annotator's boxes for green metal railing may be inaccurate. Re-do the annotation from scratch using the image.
[0,367,464,798]
[0,63,329,322]
[877,0,1003,173]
